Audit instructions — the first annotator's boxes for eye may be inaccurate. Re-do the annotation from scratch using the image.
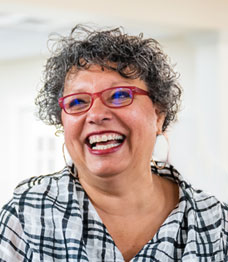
[104,88,133,107]
[111,90,131,100]
[69,98,86,108]
[65,94,91,112]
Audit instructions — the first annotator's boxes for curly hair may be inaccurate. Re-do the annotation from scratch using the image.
[35,24,182,131]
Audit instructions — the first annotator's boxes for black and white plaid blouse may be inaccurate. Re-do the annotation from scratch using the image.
[0,164,228,261]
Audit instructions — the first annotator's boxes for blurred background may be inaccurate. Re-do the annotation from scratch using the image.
[0,0,228,207]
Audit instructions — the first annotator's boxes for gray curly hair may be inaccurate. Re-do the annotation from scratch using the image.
[35,24,182,131]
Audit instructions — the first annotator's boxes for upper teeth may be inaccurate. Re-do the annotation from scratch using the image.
[88,133,124,145]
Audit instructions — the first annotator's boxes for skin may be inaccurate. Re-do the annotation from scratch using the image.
[61,65,179,261]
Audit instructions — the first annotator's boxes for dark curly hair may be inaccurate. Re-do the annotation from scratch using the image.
[35,24,182,131]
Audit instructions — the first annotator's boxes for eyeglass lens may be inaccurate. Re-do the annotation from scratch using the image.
[63,87,133,114]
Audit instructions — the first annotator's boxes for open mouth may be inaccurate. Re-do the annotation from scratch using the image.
[86,132,125,151]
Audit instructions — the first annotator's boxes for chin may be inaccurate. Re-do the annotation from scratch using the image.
[87,163,126,179]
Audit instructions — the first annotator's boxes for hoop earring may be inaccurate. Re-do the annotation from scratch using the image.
[151,134,169,170]
[55,128,64,137]
[62,143,75,177]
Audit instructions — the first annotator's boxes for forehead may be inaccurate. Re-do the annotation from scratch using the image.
[64,65,148,94]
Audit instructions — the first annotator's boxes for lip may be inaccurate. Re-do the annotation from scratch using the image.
[85,130,125,155]
[87,142,124,155]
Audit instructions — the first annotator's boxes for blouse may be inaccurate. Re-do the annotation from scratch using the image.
[0,164,228,261]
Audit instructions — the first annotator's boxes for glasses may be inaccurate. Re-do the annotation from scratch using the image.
[58,86,149,115]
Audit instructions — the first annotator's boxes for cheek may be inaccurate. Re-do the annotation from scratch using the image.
[62,116,85,163]
[62,114,83,141]
[121,109,158,148]
[130,106,158,131]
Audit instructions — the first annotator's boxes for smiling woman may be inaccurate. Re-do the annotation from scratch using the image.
[0,24,228,262]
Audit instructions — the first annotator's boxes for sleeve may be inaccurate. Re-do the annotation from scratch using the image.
[0,199,32,261]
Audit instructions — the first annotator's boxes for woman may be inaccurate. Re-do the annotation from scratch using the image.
[0,25,227,262]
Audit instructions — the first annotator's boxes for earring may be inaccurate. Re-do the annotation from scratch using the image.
[151,134,169,170]
[62,143,76,177]
[55,128,64,137]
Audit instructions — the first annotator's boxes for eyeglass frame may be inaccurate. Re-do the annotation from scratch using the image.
[58,86,149,115]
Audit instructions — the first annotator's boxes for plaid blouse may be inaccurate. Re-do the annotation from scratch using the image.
[0,164,228,262]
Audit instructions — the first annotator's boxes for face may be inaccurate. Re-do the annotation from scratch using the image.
[61,65,165,181]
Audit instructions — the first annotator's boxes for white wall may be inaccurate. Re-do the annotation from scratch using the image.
[0,57,65,206]
[162,33,228,202]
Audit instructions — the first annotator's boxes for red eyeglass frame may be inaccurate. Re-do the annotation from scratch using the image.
[58,86,149,114]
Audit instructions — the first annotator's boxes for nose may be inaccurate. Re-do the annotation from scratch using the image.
[86,96,112,125]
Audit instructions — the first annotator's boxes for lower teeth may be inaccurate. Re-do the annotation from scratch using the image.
[92,143,121,150]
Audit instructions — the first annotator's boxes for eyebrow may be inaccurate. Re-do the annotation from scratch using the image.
[63,87,86,95]
[64,82,134,94]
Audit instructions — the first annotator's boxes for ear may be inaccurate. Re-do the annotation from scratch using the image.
[155,108,166,135]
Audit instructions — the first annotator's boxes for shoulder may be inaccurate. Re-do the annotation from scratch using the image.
[15,167,71,192]
[0,167,81,234]
[14,167,75,198]
[181,177,228,220]
[170,165,228,257]
[190,188,228,223]
[188,189,228,256]
[1,169,71,215]
[159,164,228,215]
[178,172,228,250]
[177,171,228,225]
[10,167,81,217]
[157,164,228,235]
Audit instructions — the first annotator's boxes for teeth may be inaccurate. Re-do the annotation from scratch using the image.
[89,133,124,145]
[92,143,121,150]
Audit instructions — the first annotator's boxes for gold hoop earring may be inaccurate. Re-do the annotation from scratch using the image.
[62,143,76,177]
[55,128,64,137]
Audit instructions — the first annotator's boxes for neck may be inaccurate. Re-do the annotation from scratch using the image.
[78,165,166,217]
